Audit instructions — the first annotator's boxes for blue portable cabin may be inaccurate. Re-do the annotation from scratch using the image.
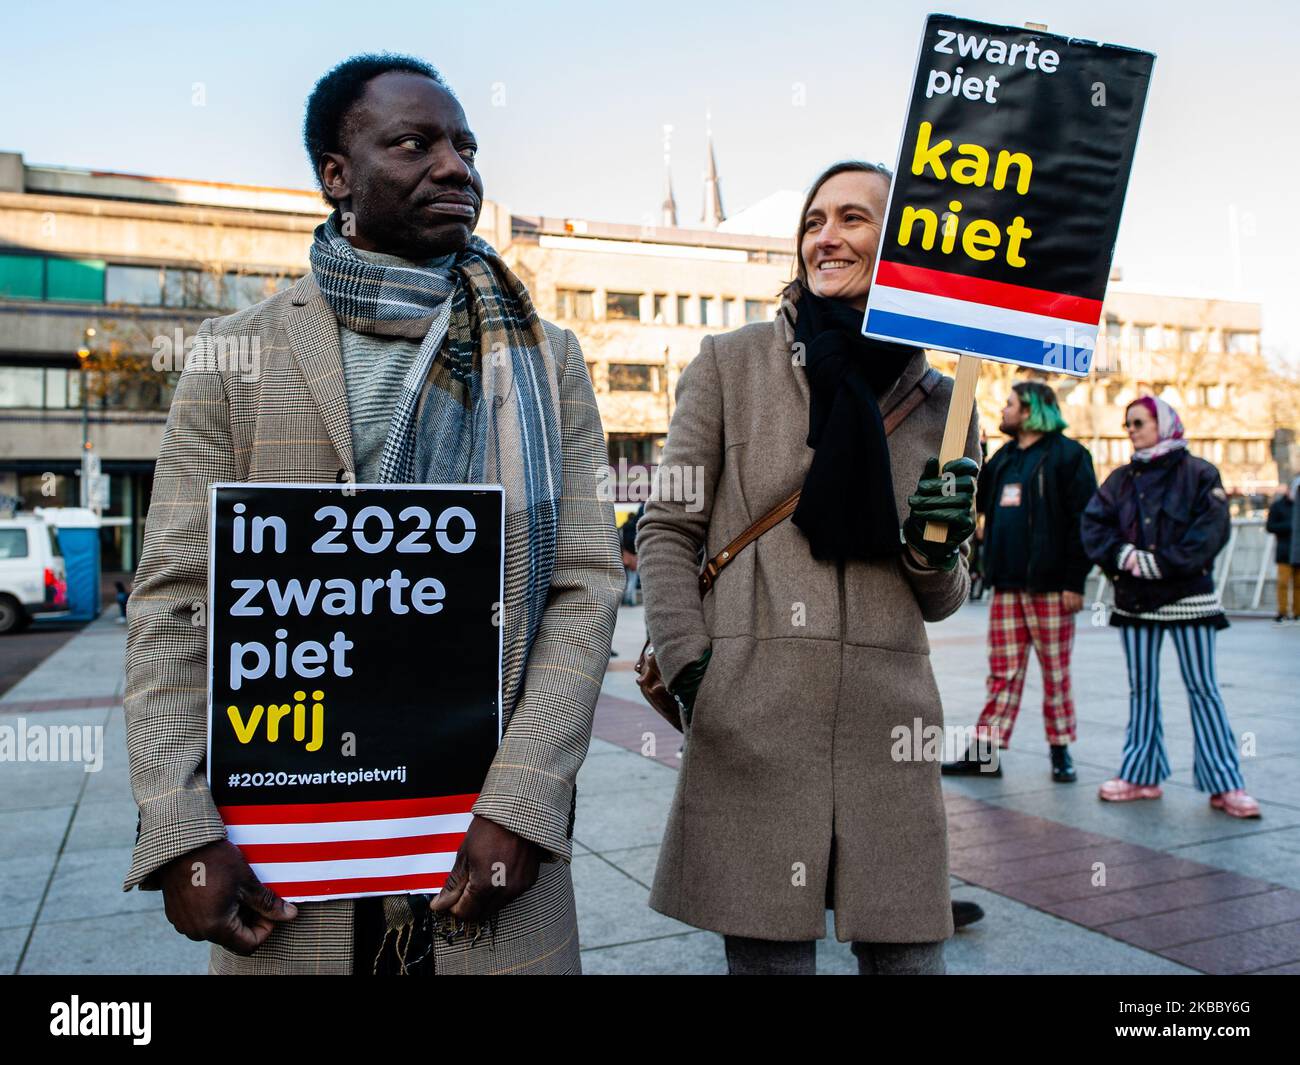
[35,507,101,623]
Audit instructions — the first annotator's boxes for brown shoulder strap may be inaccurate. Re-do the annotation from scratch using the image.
[697,488,801,594]
[883,366,941,433]
[697,366,940,595]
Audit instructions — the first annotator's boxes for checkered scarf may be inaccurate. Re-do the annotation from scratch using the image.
[310,214,563,960]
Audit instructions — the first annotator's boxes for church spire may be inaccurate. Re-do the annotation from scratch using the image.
[701,111,724,229]
[661,123,678,227]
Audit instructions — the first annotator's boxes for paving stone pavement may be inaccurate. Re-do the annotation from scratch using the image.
[1,601,1296,974]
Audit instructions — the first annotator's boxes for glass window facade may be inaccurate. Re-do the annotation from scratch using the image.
[0,366,45,406]
[607,433,659,466]
[0,254,107,301]
[46,258,105,302]
[605,291,641,321]
[8,258,295,310]
[163,268,222,309]
[224,271,291,309]
[608,363,654,391]
[0,254,44,299]
[1225,330,1259,355]
[106,265,165,305]
[0,363,174,410]
[556,288,594,320]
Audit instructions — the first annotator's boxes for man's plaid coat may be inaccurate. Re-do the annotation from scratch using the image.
[123,274,624,974]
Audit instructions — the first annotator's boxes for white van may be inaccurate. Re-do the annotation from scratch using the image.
[0,516,68,633]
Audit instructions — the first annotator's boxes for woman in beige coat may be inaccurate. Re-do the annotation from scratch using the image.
[637,161,980,975]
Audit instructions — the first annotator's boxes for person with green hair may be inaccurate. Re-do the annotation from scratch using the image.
[943,380,1098,784]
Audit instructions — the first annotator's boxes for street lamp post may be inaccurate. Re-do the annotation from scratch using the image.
[78,327,94,509]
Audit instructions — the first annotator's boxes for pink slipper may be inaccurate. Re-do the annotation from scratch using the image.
[1210,790,1261,819]
[1098,778,1163,802]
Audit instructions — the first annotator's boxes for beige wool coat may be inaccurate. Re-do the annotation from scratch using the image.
[123,274,623,974]
[637,301,980,945]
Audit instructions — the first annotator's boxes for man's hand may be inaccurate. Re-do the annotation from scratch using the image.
[430,815,541,922]
[158,839,297,955]
[1061,591,1084,613]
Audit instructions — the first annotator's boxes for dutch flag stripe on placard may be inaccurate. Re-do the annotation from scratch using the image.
[876,262,1103,322]
[218,793,477,901]
[865,261,1102,376]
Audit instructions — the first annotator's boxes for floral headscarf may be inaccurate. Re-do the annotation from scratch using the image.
[1127,395,1189,463]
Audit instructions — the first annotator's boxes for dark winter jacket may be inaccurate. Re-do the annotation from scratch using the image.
[1266,495,1296,565]
[976,432,1098,593]
[1081,449,1231,613]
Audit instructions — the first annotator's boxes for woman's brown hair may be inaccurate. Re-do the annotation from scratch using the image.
[781,159,893,303]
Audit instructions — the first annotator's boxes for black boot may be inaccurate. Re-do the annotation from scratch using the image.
[941,743,1003,778]
[952,900,985,928]
[1050,744,1076,783]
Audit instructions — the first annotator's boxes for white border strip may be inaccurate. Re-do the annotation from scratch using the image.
[206,482,507,787]
[250,850,458,884]
[227,811,473,845]
[870,285,1098,349]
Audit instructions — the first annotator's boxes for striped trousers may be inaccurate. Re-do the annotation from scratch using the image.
[1117,623,1245,794]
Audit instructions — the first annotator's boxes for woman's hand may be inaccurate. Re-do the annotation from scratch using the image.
[903,456,979,570]
[669,648,712,725]
[1116,544,1161,579]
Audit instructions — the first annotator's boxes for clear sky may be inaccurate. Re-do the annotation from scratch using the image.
[2,0,1297,361]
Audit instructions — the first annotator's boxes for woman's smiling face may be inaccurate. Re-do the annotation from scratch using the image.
[800,170,891,310]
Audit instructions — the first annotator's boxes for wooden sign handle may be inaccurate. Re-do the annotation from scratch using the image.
[922,354,981,543]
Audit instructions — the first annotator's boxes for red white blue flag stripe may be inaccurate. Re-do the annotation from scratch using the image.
[864,262,1102,377]
[218,793,476,902]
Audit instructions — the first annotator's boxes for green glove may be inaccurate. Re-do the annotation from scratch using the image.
[902,456,979,571]
[670,648,712,725]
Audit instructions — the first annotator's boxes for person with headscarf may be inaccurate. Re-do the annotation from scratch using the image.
[1081,395,1259,817]
[636,160,981,975]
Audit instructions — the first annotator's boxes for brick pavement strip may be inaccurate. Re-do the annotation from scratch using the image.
[0,696,121,714]
[592,689,1300,975]
[592,691,683,769]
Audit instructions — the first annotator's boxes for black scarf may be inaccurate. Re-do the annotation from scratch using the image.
[790,288,917,562]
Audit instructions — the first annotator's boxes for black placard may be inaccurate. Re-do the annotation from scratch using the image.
[864,15,1155,374]
[206,484,503,808]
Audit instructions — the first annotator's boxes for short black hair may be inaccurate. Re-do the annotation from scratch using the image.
[303,53,451,206]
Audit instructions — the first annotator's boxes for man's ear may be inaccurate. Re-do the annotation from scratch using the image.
[319,153,351,203]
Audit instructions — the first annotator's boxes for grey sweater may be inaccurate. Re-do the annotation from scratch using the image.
[338,248,454,483]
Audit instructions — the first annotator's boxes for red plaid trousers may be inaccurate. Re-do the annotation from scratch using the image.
[977,588,1078,747]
